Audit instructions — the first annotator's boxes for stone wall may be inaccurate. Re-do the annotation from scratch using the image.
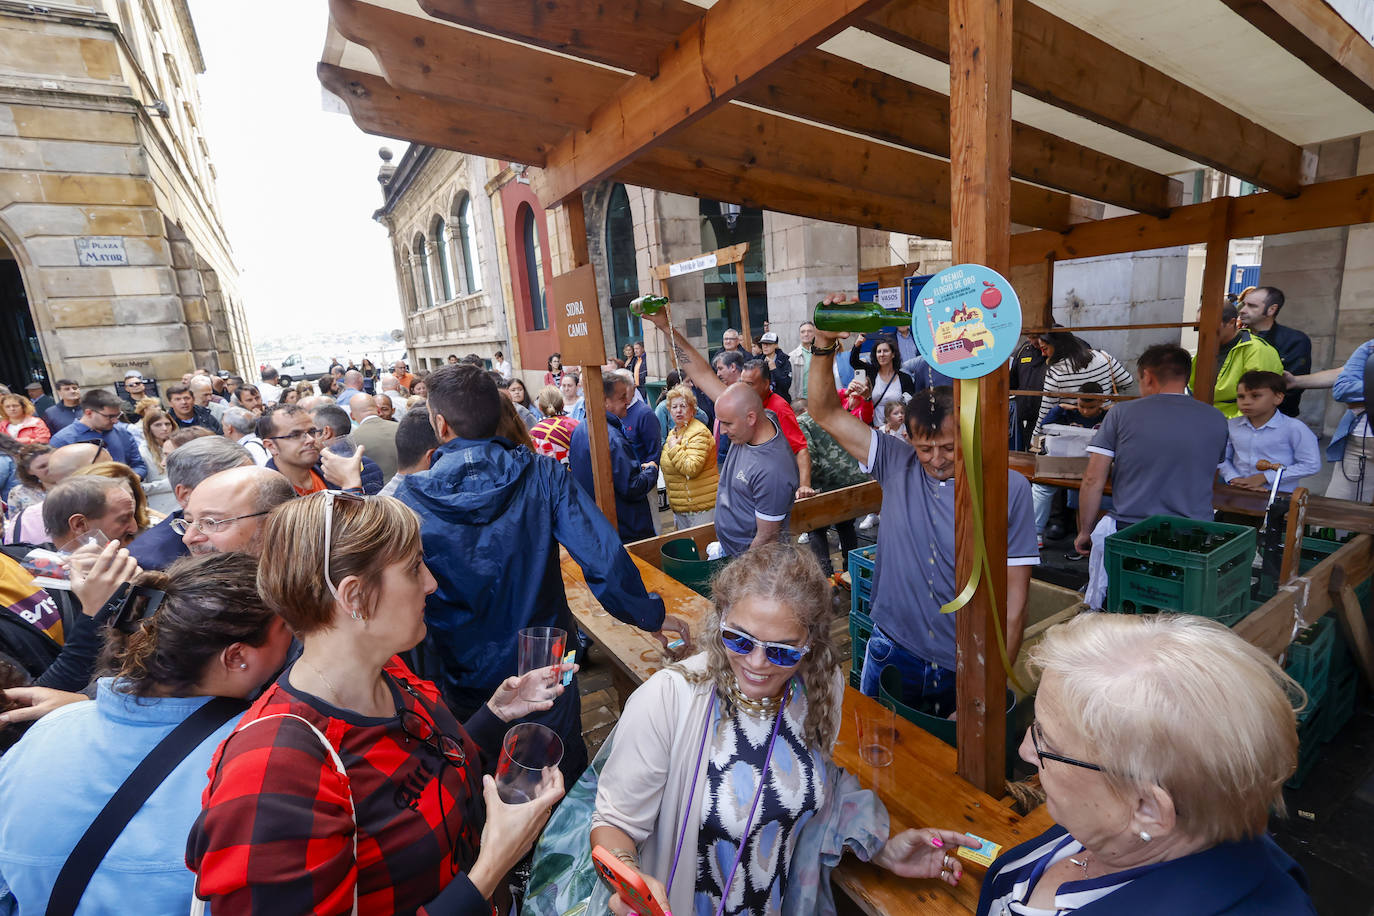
[0,3,249,389]
[1051,248,1190,369]
[763,213,858,352]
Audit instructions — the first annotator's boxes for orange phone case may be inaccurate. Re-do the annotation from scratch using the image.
[591,845,668,916]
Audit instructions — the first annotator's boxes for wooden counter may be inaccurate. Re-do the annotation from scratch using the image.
[562,552,1054,915]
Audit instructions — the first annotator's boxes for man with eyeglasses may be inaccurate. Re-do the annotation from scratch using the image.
[165,383,222,434]
[48,390,148,480]
[127,437,253,570]
[259,404,372,496]
[177,466,295,557]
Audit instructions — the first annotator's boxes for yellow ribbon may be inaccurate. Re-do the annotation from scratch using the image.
[940,378,1028,694]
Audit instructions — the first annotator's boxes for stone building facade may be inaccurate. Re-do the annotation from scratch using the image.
[0,0,252,395]
[372,146,511,371]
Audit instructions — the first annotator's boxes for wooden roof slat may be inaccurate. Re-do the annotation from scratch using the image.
[418,0,1176,214]
[1218,0,1374,115]
[329,0,623,129]
[317,63,561,166]
[532,0,895,206]
[748,51,1179,216]
[862,0,1306,195]
[1009,171,1374,266]
[663,103,1079,232]
[417,0,698,75]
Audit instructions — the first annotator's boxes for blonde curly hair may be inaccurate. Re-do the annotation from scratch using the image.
[676,542,841,749]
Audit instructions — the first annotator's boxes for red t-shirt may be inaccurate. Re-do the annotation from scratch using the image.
[764,393,807,454]
[293,469,328,496]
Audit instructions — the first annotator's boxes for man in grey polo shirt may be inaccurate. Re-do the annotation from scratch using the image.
[807,322,1038,716]
[1076,344,1228,609]
[713,383,799,556]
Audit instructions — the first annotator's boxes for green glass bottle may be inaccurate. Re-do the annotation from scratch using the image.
[630,294,669,317]
[812,300,912,333]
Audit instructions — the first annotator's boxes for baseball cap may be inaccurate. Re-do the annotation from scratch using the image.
[760,332,779,344]
[124,370,143,380]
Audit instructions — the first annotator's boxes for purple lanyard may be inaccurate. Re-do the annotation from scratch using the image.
[664,686,791,916]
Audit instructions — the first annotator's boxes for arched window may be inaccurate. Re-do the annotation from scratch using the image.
[413,232,434,309]
[699,200,765,350]
[433,216,455,302]
[454,193,481,294]
[605,184,639,355]
[520,205,547,330]
[400,244,418,313]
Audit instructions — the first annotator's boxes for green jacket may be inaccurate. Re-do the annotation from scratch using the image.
[1192,329,1283,418]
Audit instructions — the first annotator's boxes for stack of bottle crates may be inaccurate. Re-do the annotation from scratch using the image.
[1104,516,1256,625]
[846,546,877,689]
[1287,616,1361,788]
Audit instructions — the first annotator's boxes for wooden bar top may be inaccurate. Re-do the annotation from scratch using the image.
[562,552,1055,915]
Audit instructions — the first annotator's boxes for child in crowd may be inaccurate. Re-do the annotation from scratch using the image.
[1033,382,1109,547]
[844,377,874,425]
[1040,380,1108,429]
[881,401,909,441]
[1221,370,1321,492]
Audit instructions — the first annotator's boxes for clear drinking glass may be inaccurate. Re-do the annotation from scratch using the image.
[517,627,568,701]
[495,722,563,804]
[857,700,896,767]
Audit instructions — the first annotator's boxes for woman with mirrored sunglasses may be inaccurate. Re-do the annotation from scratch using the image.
[528,543,977,916]
[189,492,570,916]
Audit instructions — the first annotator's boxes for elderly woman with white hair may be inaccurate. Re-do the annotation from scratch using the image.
[977,613,1316,916]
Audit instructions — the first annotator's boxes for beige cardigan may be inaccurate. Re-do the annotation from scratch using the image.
[591,655,853,916]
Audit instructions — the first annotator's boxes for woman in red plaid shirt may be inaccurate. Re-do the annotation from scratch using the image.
[188,491,566,915]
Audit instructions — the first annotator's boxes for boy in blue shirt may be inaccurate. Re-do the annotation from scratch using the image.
[1034,382,1107,544]
[1221,370,1320,492]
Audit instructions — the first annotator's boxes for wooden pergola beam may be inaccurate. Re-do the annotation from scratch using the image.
[949,0,1012,796]
[532,0,893,205]
[863,0,1306,195]
[316,64,560,165]
[1218,0,1374,114]
[747,52,1180,216]
[418,0,697,75]
[418,0,1177,215]
[1009,170,1374,266]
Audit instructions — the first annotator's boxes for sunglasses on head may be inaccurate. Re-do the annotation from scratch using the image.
[719,622,809,668]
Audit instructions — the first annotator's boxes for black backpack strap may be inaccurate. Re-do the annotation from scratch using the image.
[1363,348,1374,410]
[45,695,248,916]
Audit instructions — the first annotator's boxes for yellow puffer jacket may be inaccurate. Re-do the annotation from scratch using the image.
[660,418,719,514]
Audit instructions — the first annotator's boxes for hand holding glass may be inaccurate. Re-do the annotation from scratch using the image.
[495,722,563,804]
[517,627,567,701]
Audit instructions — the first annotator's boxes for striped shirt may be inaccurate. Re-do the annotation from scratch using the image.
[1034,350,1136,434]
[980,831,1138,915]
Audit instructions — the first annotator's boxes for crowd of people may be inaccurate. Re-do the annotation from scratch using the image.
[0,279,1340,914]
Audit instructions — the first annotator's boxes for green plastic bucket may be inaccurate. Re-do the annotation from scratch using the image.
[660,538,728,599]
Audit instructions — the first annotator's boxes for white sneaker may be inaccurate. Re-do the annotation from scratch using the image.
[858,513,879,530]
[797,533,810,544]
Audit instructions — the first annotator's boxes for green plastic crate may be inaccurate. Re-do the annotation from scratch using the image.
[1105,516,1256,626]
[1287,706,1326,789]
[847,545,876,617]
[1286,615,1336,709]
[849,608,874,688]
[1298,534,1371,605]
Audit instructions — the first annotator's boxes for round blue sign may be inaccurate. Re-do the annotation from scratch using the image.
[912,264,1023,380]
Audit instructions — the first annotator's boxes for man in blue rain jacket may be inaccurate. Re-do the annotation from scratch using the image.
[398,364,666,781]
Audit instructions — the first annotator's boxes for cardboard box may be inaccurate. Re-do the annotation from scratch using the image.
[1034,455,1090,480]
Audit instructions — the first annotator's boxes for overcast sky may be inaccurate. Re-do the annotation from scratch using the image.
[186,0,403,339]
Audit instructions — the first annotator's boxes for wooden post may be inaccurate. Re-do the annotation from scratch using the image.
[563,196,618,529]
[735,260,753,348]
[1193,197,1232,406]
[949,0,1012,795]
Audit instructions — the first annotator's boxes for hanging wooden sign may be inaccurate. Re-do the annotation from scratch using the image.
[549,264,608,367]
